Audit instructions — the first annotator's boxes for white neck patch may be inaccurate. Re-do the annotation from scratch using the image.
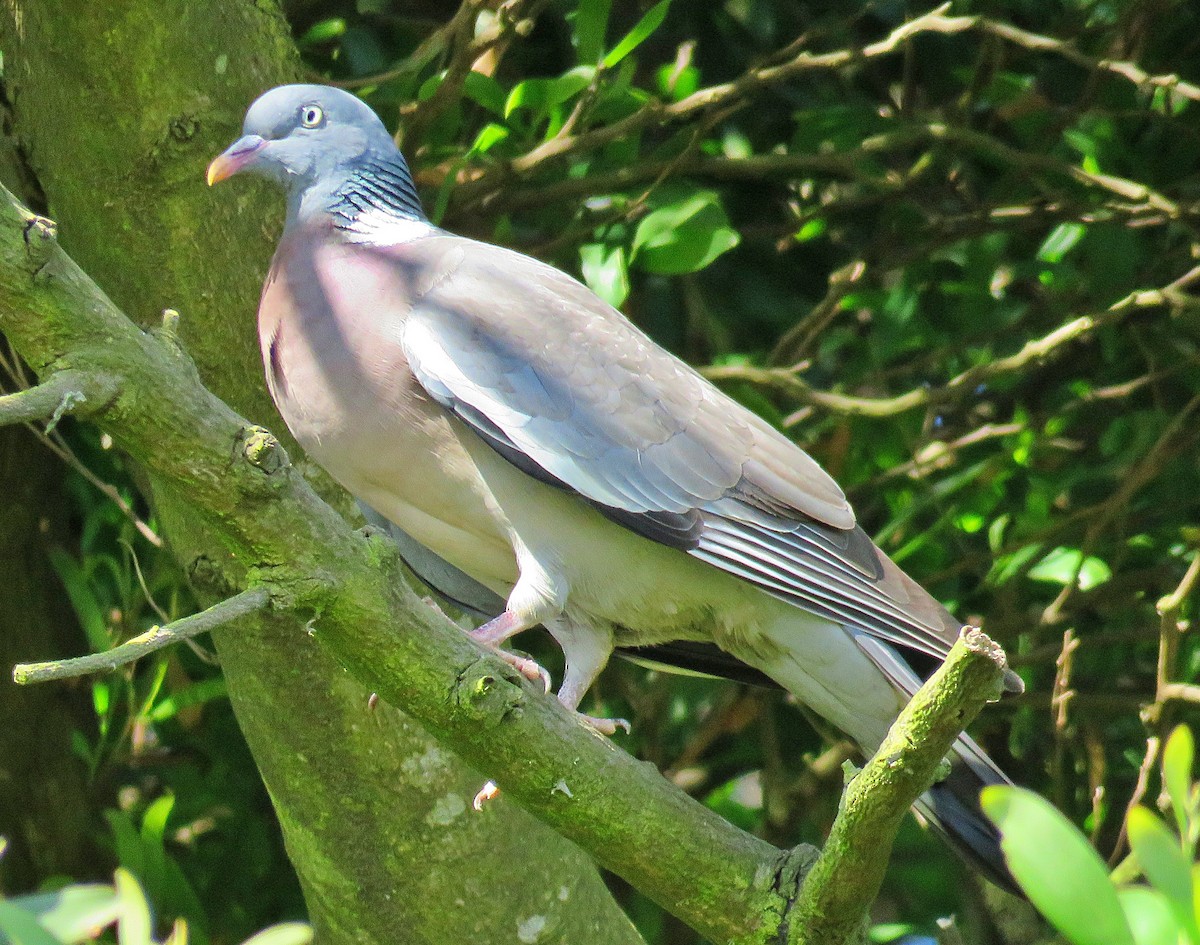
[341,207,437,245]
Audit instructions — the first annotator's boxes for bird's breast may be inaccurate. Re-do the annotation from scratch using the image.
[257,227,518,591]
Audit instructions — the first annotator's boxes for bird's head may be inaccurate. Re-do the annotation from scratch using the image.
[207,84,404,200]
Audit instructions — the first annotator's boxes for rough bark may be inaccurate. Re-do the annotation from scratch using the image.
[0,3,641,942]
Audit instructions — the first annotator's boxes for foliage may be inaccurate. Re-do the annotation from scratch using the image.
[0,863,311,945]
[983,724,1200,945]
[6,0,1200,941]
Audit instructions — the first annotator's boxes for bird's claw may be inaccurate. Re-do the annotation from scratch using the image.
[493,649,552,693]
[577,713,631,737]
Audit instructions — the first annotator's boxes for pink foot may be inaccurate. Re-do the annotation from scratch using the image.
[574,712,631,736]
[493,649,552,693]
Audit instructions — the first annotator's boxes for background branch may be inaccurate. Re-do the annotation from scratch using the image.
[12,587,271,685]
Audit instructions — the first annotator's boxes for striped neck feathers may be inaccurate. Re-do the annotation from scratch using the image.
[324,155,432,243]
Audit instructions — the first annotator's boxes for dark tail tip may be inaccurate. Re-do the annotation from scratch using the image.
[913,737,1023,897]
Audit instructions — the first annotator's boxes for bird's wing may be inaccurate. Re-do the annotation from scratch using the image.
[385,234,966,664]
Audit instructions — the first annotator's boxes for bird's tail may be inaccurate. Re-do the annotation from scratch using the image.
[914,733,1020,895]
[851,631,1019,895]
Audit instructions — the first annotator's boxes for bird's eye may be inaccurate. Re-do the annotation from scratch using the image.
[299,105,324,129]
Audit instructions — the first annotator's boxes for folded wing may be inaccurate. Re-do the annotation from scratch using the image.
[385,234,972,669]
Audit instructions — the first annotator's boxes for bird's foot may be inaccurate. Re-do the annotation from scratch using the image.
[467,611,552,692]
[493,648,552,693]
[573,712,631,736]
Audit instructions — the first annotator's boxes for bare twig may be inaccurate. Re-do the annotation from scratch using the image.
[1109,543,1200,862]
[13,587,270,685]
[703,268,1197,419]
[400,0,547,153]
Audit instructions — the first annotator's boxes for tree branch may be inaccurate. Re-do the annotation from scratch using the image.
[703,269,1195,420]
[12,587,270,685]
[449,3,1200,215]
[0,185,778,945]
[790,629,1009,944]
[0,368,119,429]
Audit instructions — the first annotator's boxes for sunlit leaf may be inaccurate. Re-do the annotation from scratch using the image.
[238,923,313,945]
[631,189,739,274]
[1128,806,1198,938]
[1118,887,1181,945]
[982,786,1134,945]
[469,123,510,154]
[8,886,121,944]
[504,67,594,119]
[603,0,670,68]
[113,871,152,945]
[580,242,630,308]
[141,794,175,845]
[1028,547,1112,590]
[1037,223,1086,263]
[1162,726,1195,845]
[297,18,345,47]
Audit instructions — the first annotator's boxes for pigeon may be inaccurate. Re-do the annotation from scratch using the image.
[209,84,1023,888]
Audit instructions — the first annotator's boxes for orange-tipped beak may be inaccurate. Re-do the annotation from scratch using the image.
[206,135,266,186]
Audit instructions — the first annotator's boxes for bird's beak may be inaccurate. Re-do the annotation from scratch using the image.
[206,134,267,186]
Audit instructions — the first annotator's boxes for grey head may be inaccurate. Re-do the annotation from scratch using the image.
[208,84,426,226]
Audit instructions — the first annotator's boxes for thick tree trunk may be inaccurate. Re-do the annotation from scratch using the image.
[0,3,640,942]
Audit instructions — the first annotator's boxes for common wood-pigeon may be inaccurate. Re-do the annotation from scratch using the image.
[210,84,1023,889]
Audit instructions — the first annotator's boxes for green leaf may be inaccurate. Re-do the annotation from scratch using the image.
[0,902,68,945]
[655,62,699,100]
[1128,806,1198,938]
[575,0,612,64]
[7,885,121,944]
[48,549,109,653]
[141,794,175,845]
[603,0,670,68]
[1028,546,1112,590]
[795,219,826,242]
[868,922,916,943]
[631,189,740,275]
[1118,887,1183,945]
[148,678,228,722]
[1163,726,1195,844]
[580,242,630,308]
[105,811,147,878]
[238,924,313,945]
[297,18,345,47]
[113,871,152,945]
[1037,222,1086,263]
[461,71,506,115]
[982,786,1134,945]
[469,123,510,155]
[504,67,594,119]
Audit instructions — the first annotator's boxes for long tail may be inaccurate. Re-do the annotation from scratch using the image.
[852,632,1019,895]
[914,734,1019,895]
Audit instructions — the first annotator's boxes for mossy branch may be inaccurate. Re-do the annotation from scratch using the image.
[12,587,270,684]
[0,368,119,429]
[0,182,1013,944]
[0,183,777,944]
[790,629,1009,944]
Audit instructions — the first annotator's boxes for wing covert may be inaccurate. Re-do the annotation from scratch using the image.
[388,233,967,664]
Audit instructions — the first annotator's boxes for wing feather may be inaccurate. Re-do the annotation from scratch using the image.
[386,234,968,666]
